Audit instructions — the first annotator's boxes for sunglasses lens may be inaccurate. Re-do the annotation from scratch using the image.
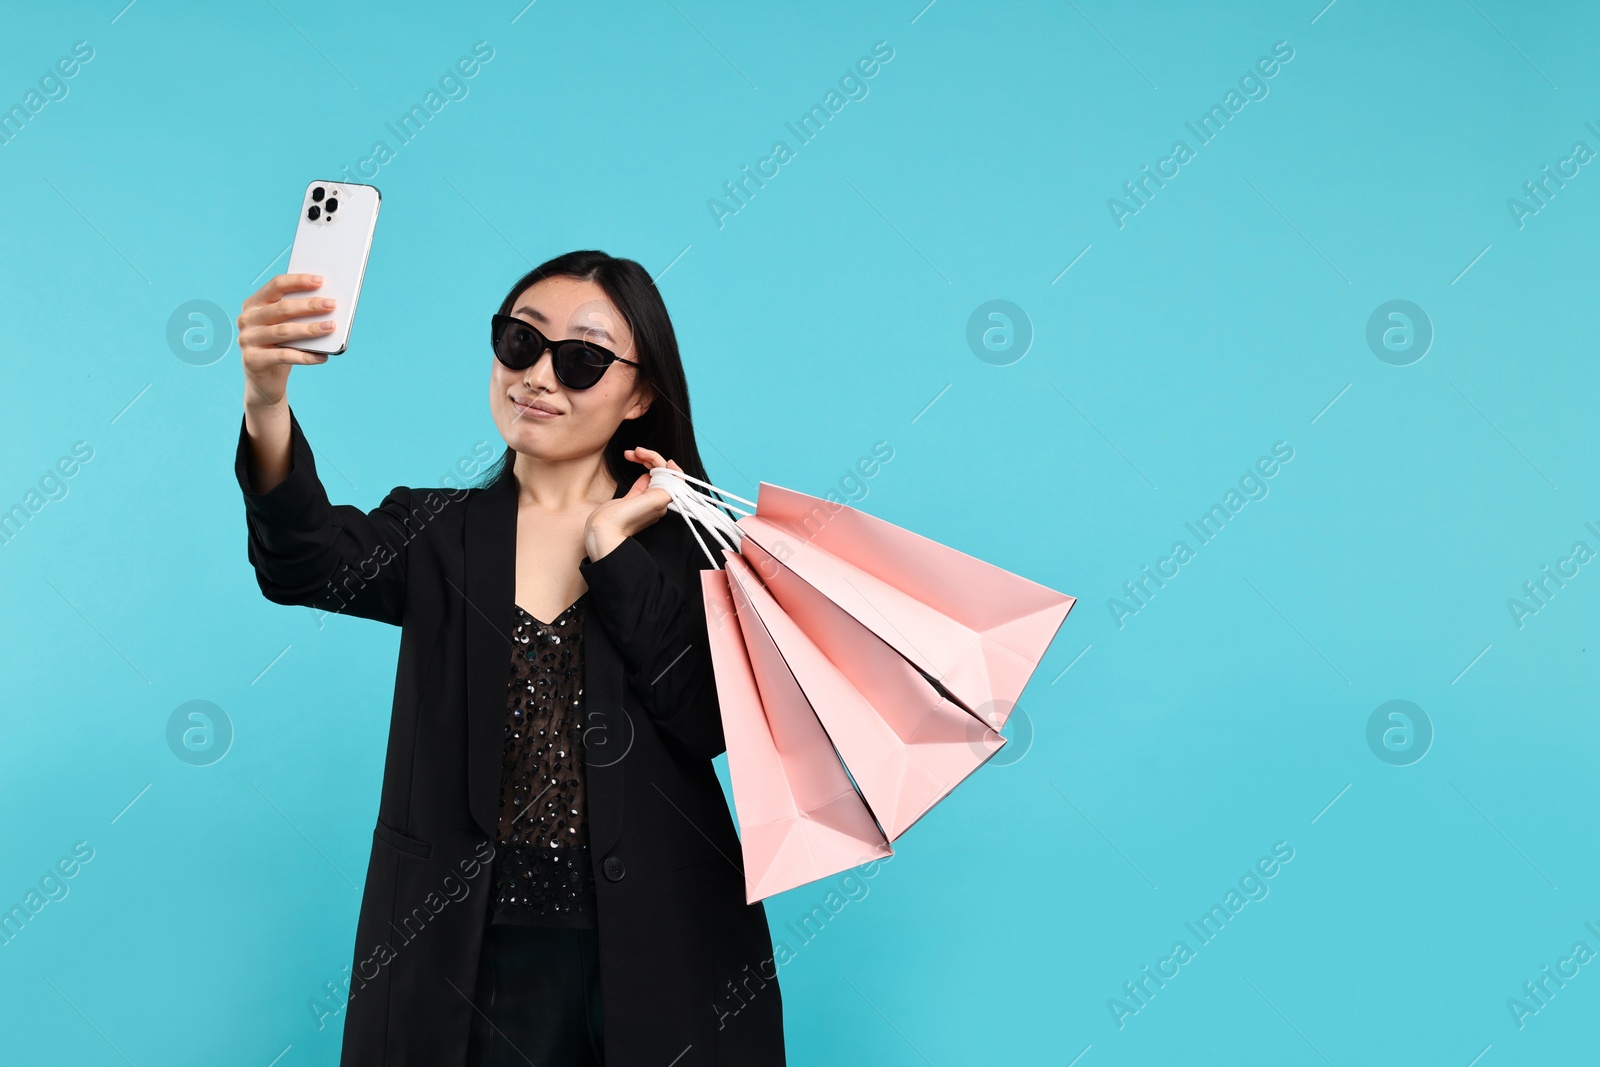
[493,318,542,370]
[554,343,609,389]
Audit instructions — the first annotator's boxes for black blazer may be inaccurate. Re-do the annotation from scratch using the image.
[234,408,785,1066]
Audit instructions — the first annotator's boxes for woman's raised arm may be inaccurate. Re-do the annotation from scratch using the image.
[234,273,418,627]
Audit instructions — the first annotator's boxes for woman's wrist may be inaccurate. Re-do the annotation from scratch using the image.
[243,391,288,421]
[584,518,627,561]
[241,396,293,493]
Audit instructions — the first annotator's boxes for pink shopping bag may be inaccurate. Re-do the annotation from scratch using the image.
[737,483,1076,729]
[732,536,1006,843]
[703,560,891,903]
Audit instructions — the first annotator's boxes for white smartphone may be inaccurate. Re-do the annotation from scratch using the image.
[282,180,381,355]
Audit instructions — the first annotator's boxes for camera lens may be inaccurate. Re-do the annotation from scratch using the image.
[325,197,339,212]
[311,187,325,202]
[308,205,321,221]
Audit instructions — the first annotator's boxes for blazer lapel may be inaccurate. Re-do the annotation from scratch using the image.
[461,455,628,855]
[578,588,626,858]
[463,460,517,841]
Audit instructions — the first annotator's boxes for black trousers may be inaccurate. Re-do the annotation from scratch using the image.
[465,920,604,1066]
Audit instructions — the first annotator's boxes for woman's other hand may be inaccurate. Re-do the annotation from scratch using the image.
[583,446,682,560]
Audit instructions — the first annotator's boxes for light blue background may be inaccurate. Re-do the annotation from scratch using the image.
[1,1,1595,1063]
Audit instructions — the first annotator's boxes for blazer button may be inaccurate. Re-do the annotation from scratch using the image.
[602,855,625,882]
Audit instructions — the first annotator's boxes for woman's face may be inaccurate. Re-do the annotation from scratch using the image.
[489,275,652,474]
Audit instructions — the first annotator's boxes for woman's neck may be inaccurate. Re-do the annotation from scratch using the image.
[510,450,618,511]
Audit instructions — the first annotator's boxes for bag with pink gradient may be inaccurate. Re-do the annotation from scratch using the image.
[658,469,1075,903]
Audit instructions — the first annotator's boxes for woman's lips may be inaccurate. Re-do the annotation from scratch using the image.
[512,398,561,419]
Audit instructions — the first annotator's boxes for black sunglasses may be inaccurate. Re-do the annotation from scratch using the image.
[490,313,640,390]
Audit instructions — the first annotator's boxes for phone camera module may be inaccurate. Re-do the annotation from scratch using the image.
[311,186,325,202]
[325,197,339,213]
[307,204,322,221]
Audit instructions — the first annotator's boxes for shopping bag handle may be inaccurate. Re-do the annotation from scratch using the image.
[648,467,754,569]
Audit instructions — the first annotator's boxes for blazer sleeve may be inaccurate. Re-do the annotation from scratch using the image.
[578,526,726,762]
[234,406,418,627]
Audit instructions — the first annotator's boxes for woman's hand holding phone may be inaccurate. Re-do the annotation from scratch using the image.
[240,273,338,404]
[237,273,337,493]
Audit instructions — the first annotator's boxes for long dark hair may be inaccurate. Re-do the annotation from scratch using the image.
[473,250,717,501]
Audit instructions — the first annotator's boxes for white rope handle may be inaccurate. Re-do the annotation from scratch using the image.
[648,467,752,569]
[650,470,742,568]
[652,468,757,512]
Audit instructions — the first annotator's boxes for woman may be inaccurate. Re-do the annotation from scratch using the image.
[234,251,785,1065]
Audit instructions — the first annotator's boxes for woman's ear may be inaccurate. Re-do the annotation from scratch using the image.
[623,382,654,421]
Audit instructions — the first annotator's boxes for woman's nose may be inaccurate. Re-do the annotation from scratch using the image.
[522,345,559,388]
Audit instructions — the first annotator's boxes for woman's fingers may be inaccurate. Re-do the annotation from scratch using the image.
[624,446,672,470]
[244,273,324,310]
[240,295,336,328]
[268,348,336,365]
[239,275,337,359]
[239,318,338,351]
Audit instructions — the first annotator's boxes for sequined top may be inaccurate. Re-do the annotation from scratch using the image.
[487,594,598,928]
